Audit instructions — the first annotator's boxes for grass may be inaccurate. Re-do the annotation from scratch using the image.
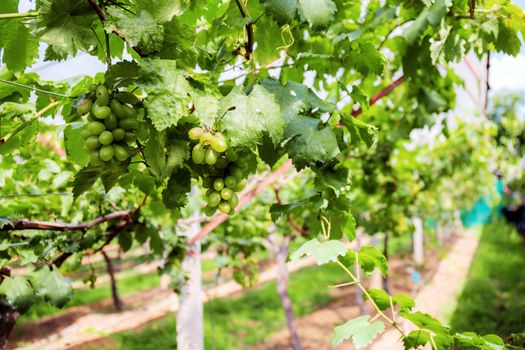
[450,221,525,337]
[109,263,348,350]
[19,272,161,323]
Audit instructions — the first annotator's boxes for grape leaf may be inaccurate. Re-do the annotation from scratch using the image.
[0,1,39,72]
[365,289,415,311]
[136,0,189,23]
[31,266,73,308]
[357,246,388,276]
[261,79,333,123]
[349,85,370,112]
[262,0,298,23]
[72,167,101,198]
[162,168,191,209]
[298,0,337,27]
[398,310,449,334]
[34,0,98,56]
[284,116,340,169]
[403,0,452,44]
[332,315,385,348]
[218,85,284,148]
[289,238,347,265]
[138,60,193,131]
[455,332,505,350]
[343,115,377,147]
[403,330,431,349]
[105,8,164,55]
[64,124,89,167]
[347,43,385,76]
[144,132,166,178]
[158,18,197,68]
[0,275,34,313]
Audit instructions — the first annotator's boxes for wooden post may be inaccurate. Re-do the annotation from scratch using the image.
[412,217,424,265]
[177,188,204,350]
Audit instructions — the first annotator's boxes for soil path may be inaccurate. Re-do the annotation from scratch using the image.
[251,229,479,350]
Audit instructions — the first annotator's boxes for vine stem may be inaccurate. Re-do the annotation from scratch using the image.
[0,12,38,20]
[336,259,406,337]
[234,0,254,59]
[0,100,60,145]
[0,79,74,98]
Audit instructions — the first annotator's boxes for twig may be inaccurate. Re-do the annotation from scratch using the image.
[0,12,38,20]
[2,210,132,232]
[0,100,60,145]
[87,0,144,57]
[0,79,74,98]
[234,0,254,59]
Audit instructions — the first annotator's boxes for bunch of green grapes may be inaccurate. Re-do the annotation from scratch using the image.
[77,85,140,166]
[188,127,249,216]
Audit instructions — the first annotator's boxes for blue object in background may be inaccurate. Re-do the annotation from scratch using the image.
[460,179,504,227]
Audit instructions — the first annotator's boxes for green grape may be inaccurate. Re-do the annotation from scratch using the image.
[210,133,227,153]
[204,206,216,217]
[207,192,221,207]
[112,128,126,141]
[87,121,106,135]
[124,132,136,143]
[228,193,239,208]
[221,188,233,200]
[199,132,214,146]
[105,114,118,130]
[95,85,110,106]
[205,189,214,197]
[110,99,126,119]
[235,179,248,192]
[188,127,204,140]
[90,150,104,166]
[218,202,231,214]
[77,99,93,116]
[215,156,228,169]
[113,144,129,161]
[99,131,114,146]
[230,166,243,180]
[89,84,97,92]
[116,91,139,105]
[85,136,101,150]
[213,178,224,191]
[99,145,114,161]
[225,176,237,188]
[92,104,111,119]
[121,105,137,119]
[205,148,218,165]
[192,144,205,164]
[119,118,139,130]
[80,129,92,139]
[225,149,238,161]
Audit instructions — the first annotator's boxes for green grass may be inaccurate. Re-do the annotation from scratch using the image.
[450,221,525,337]
[19,272,161,323]
[110,263,347,350]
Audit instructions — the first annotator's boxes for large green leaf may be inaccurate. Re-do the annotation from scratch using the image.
[138,60,193,131]
[289,238,347,265]
[332,315,385,348]
[34,0,98,56]
[0,276,35,312]
[0,1,39,71]
[31,265,73,308]
[218,85,284,148]
[105,8,164,55]
[403,0,452,44]
[284,116,340,169]
[298,0,337,27]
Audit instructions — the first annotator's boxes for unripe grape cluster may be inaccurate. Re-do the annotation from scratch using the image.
[77,85,140,166]
[188,127,249,216]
